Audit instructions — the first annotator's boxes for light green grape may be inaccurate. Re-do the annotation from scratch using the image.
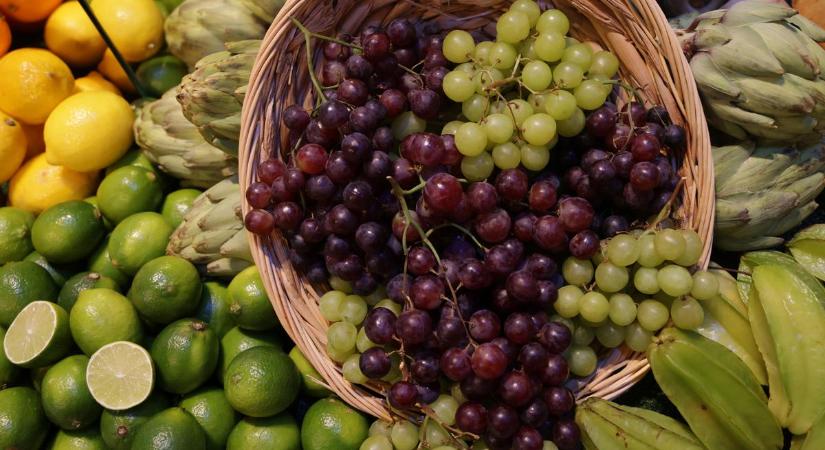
[633,267,660,295]
[637,299,669,332]
[443,70,476,102]
[545,89,577,120]
[574,79,609,110]
[391,111,426,140]
[568,345,598,377]
[674,229,702,267]
[343,353,368,384]
[637,233,664,267]
[589,50,619,77]
[563,43,593,70]
[381,354,402,382]
[431,395,459,426]
[625,322,654,352]
[356,327,378,352]
[455,62,476,74]
[572,325,595,345]
[365,286,385,305]
[369,421,393,437]
[608,293,637,326]
[534,31,566,62]
[528,92,551,111]
[328,321,357,353]
[657,264,693,297]
[492,143,521,169]
[455,122,488,156]
[473,41,494,66]
[551,315,575,332]
[691,270,719,300]
[671,296,704,330]
[566,36,581,46]
[326,340,354,363]
[319,290,346,322]
[596,322,626,348]
[474,67,505,95]
[522,113,557,146]
[589,73,614,97]
[503,99,534,126]
[461,94,490,122]
[606,234,639,267]
[451,383,467,404]
[562,257,594,286]
[655,228,686,261]
[483,113,515,144]
[510,0,541,26]
[422,421,452,447]
[553,62,584,89]
[520,143,550,171]
[391,421,420,450]
[461,152,495,181]
[536,9,570,35]
[654,290,676,307]
[360,435,394,450]
[555,285,583,318]
[442,120,463,135]
[595,262,629,293]
[443,30,475,63]
[496,10,531,44]
[340,294,368,325]
[522,60,553,91]
[579,291,610,323]
[490,42,518,70]
[328,276,353,294]
[519,37,538,60]
[556,107,585,137]
[543,442,560,450]
[374,299,401,316]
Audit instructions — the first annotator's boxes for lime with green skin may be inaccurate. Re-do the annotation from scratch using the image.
[24,250,77,287]
[130,407,207,450]
[4,301,72,368]
[97,166,164,224]
[32,200,106,264]
[128,256,202,325]
[227,413,300,450]
[0,206,34,264]
[301,397,369,450]
[151,318,219,394]
[289,346,331,398]
[180,387,239,450]
[100,393,169,450]
[30,364,51,392]
[0,387,48,450]
[218,326,283,381]
[161,188,201,228]
[69,288,143,356]
[0,260,59,327]
[49,427,109,450]
[108,212,174,276]
[223,346,300,417]
[195,281,234,339]
[87,237,130,288]
[83,197,114,230]
[105,149,157,176]
[137,55,188,98]
[41,354,102,430]
[58,271,120,312]
[0,326,21,388]
[228,266,279,331]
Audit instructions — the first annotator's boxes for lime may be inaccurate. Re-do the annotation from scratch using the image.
[128,256,202,325]
[227,413,300,450]
[24,250,77,287]
[130,407,207,450]
[218,326,283,381]
[289,346,331,398]
[96,166,163,224]
[301,397,369,450]
[31,364,52,392]
[0,326,22,387]
[69,288,143,355]
[41,354,101,430]
[83,197,114,230]
[4,300,71,368]
[105,149,156,176]
[0,206,35,263]
[228,266,279,331]
[0,387,48,450]
[180,387,239,450]
[150,318,219,394]
[108,212,174,276]
[100,393,169,450]
[224,346,300,417]
[87,237,130,288]
[49,427,108,450]
[87,341,154,410]
[137,55,188,98]
[31,200,105,263]
[161,188,201,228]
[58,271,120,312]
[0,260,59,326]
[195,281,234,339]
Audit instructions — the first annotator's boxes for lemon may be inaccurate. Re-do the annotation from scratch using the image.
[97,49,136,94]
[0,110,26,182]
[87,341,155,410]
[45,91,134,172]
[9,154,98,214]
[4,301,71,368]
[41,354,102,430]
[92,0,164,63]
[0,387,48,450]
[74,71,121,96]
[20,122,45,159]
[0,48,75,124]
[45,2,106,67]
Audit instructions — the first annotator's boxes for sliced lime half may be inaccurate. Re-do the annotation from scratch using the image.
[87,341,154,410]
[3,300,71,368]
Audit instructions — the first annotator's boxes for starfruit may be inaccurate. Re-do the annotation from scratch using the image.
[737,250,798,303]
[788,224,825,281]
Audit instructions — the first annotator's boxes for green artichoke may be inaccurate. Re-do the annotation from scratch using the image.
[238,0,285,22]
[177,40,261,156]
[166,176,253,277]
[714,139,825,251]
[135,88,237,188]
[680,0,825,141]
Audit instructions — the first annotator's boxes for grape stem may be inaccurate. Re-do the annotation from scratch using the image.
[648,177,684,231]
[290,18,363,50]
[388,178,442,267]
[291,18,328,104]
[426,223,488,252]
[417,414,474,449]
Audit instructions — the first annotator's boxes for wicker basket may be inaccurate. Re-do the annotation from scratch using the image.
[238,0,714,423]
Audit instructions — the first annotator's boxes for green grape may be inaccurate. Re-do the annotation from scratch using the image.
[326,340,354,363]
[473,41,494,66]
[589,73,614,97]
[556,107,585,137]
[455,122,488,156]
[391,421,420,450]
[595,262,629,293]
[391,111,426,140]
[657,264,693,297]
[674,229,702,267]
[553,62,584,89]
[589,50,619,77]
[579,291,610,323]
[461,94,490,123]
[522,60,553,91]
[422,421,452,447]
[510,0,541,26]
[356,326,378,352]
[442,120,463,135]
[691,270,719,300]
[490,42,518,70]
[528,92,551,111]
[654,228,686,261]
[443,30,475,63]
[671,296,704,330]
[503,98,534,126]
[551,315,575,332]
[431,395,459,426]
[596,322,626,348]
[566,36,581,46]
[536,9,570,35]
[328,321,357,353]
[608,293,637,326]
[319,290,346,322]
[329,276,353,293]
[637,299,669,332]
[360,435,394,450]
[369,420,393,437]
[496,10,531,44]
[544,89,577,120]
[543,442,560,450]
[548,134,559,149]
[574,79,609,110]
[451,383,467,404]
[521,113,557,146]
[624,322,654,352]
[343,353,368,384]
[483,113,515,144]
[534,31,566,62]
[461,152,495,181]
[606,234,639,267]
[568,345,598,377]
[492,143,521,169]
[455,62,476,74]
[519,38,538,60]
[520,143,550,171]
[637,233,664,267]
[374,299,401,316]
[633,267,660,295]
[473,67,504,95]
[572,324,595,346]
[365,286,385,305]
[381,354,402,382]
[555,285,583,318]
[562,257,594,286]
[563,43,593,70]
[654,290,676,307]
[443,70,476,102]
[340,294,368,324]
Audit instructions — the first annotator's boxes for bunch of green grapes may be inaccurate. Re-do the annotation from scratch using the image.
[440,0,619,179]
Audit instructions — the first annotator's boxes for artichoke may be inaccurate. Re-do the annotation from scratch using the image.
[238,0,285,22]
[714,139,825,251]
[177,40,261,156]
[680,0,825,141]
[166,176,253,277]
[135,88,237,188]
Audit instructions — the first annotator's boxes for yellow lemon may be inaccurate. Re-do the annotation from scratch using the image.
[44,2,107,68]
[74,71,122,96]
[98,49,136,94]
[9,154,98,214]
[44,91,135,173]
[0,48,75,125]
[92,0,164,63]
[19,122,44,160]
[0,111,26,183]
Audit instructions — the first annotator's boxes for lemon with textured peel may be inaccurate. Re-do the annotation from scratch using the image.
[87,341,154,410]
[97,49,136,94]
[45,2,107,67]
[19,122,44,159]
[92,0,164,63]
[0,110,26,183]
[74,71,122,96]
[0,48,74,125]
[3,301,72,368]
[9,154,98,214]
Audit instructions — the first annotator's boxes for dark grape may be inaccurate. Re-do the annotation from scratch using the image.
[244,209,274,235]
[569,229,599,259]
[387,18,416,47]
[349,106,381,132]
[424,66,448,91]
[341,132,371,164]
[545,386,575,416]
[322,60,347,85]
[505,271,539,303]
[605,123,631,152]
[528,180,557,213]
[396,309,432,345]
[333,254,363,281]
[623,183,654,211]
[631,133,660,162]
[364,307,397,345]
[283,105,311,131]
[387,273,411,302]
[363,150,391,180]
[359,347,391,379]
[563,166,586,191]
[459,259,491,290]
[342,180,373,211]
[272,202,303,231]
[440,134,462,165]
[538,322,572,354]
[518,343,550,374]
[423,172,462,213]
[472,343,508,380]
[490,336,519,364]
[622,102,646,126]
[379,89,407,118]
[324,235,351,258]
[337,79,369,106]
[558,197,595,233]
[469,309,501,342]
[407,246,436,275]
[296,144,329,175]
[325,204,358,235]
[512,426,543,450]
[467,182,499,213]
[541,354,570,386]
[411,353,440,384]
[305,175,336,202]
[630,161,660,191]
[284,168,306,192]
[461,374,498,400]
[441,347,473,381]
[407,88,441,120]
[246,182,272,208]
[520,399,549,428]
[299,218,325,243]
[504,313,535,345]
[391,210,422,242]
[318,100,350,128]
[646,105,670,125]
[585,106,615,137]
[533,216,567,252]
[410,275,444,310]
[496,169,529,202]
[663,124,686,149]
[424,48,448,69]
[345,54,373,79]
[323,40,351,61]
[499,371,533,407]
[612,151,634,179]
[392,158,418,189]
[475,209,512,244]
[456,402,488,435]
[363,32,391,61]
[257,158,286,184]
[388,381,418,409]
[487,404,519,438]
[602,214,629,237]
[553,419,581,450]
[581,148,609,172]
[525,254,557,280]
[589,159,616,186]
